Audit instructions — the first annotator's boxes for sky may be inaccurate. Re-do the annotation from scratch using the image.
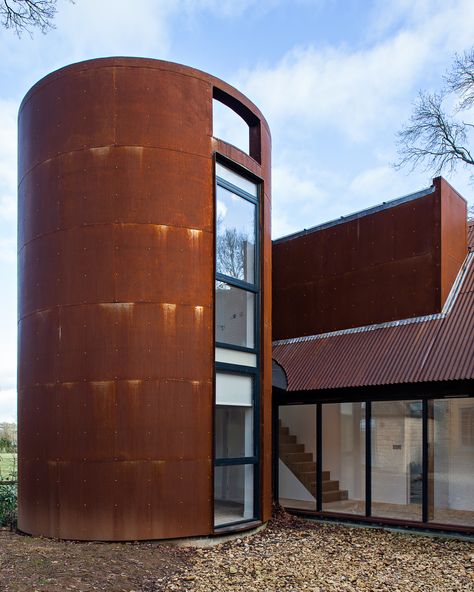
[0,0,473,422]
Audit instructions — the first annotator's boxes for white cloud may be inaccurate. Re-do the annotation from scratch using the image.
[0,313,16,388]
[213,99,250,154]
[53,0,176,61]
[0,389,16,423]
[235,0,474,143]
[0,100,17,225]
[272,164,330,237]
[0,238,16,264]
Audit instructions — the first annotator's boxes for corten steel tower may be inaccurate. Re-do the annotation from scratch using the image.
[18,58,272,540]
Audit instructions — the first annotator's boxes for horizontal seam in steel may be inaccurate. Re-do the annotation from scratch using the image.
[18,301,212,323]
[18,143,213,186]
[17,376,214,392]
[18,221,214,253]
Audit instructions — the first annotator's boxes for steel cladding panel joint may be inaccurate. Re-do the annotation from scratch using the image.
[18,58,272,540]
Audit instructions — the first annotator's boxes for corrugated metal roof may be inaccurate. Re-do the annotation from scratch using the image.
[273,230,474,392]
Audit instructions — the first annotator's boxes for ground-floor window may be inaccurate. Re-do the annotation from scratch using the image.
[278,396,474,529]
[214,369,259,528]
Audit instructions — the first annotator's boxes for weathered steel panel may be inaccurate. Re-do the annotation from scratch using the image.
[19,58,272,540]
[438,177,468,304]
[272,185,468,341]
[18,146,214,247]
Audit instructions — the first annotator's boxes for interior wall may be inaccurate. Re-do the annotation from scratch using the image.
[278,460,315,502]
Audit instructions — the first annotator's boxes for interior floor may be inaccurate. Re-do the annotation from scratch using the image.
[214,500,246,526]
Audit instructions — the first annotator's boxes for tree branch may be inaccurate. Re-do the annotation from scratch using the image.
[0,0,58,36]
[446,48,474,111]
[396,88,474,177]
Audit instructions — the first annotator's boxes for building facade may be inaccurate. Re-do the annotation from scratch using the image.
[18,58,473,540]
[273,183,474,533]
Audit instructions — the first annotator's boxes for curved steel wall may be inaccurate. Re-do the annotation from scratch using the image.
[18,58,272,540]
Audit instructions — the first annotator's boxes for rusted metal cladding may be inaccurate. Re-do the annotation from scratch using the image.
[18,58,272,540]
[273,181,467,341]
[437,177,468,305]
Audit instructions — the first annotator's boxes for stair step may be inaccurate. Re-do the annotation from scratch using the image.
[279,434,297,444]
[297,472,316,488]
[279,443,304,453]
[322,479,339,492]
[279,422,348,503]
[281,452,313,463]
[292,461,316,473]
[307,471,331,482]
[322,489,349,503]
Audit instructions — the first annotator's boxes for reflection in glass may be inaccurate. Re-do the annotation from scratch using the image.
[214,464,254,526]
[215,406,253,459]
[322,403,365,515]
[278,405,316,511]
[216,184,255,283]
[430,398,474,526]
[371,401,422,521]
[215,281,255,348]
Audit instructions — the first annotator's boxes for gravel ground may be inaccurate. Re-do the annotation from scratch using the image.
[166,512,474,592]
[0,511,473,591]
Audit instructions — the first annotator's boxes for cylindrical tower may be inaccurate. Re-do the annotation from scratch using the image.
[18,58,271,540]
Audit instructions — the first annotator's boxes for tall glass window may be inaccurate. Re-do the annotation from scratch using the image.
[322,403,365,515]
[215,282,255,348]
[429,398,474,527]
[214,161,260,528]
[370,401,422,521]
[216,185,255,283]
[278,405,317,512]
[277,396,473,531]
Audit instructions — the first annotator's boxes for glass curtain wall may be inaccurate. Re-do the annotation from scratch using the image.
[322,403,365,515]
[429,399,474,527]
[371,401,422,521]
[278,405,317,511]
[278,396,473,530]
[214,162,260,528]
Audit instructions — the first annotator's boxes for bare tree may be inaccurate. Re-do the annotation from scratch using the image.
[396,48,474,179]
[216,213,251,281]
[1,0,60,36]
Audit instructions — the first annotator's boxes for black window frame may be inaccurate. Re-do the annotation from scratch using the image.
[276,394,474,533]
[213,156,262,531]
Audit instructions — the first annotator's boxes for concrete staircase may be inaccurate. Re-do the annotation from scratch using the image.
[279,421,348,503]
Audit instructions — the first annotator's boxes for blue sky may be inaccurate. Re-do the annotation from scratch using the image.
[1,0,473,421]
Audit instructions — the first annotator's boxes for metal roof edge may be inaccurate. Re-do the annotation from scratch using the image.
[273,252,473,347]
[273,185,435,245]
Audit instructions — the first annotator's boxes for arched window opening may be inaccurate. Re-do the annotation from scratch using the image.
[213,98,250,155]
[212,87,261,163]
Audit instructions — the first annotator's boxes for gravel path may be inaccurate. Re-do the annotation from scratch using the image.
[0,512,472,591]
[166,513,474,592]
